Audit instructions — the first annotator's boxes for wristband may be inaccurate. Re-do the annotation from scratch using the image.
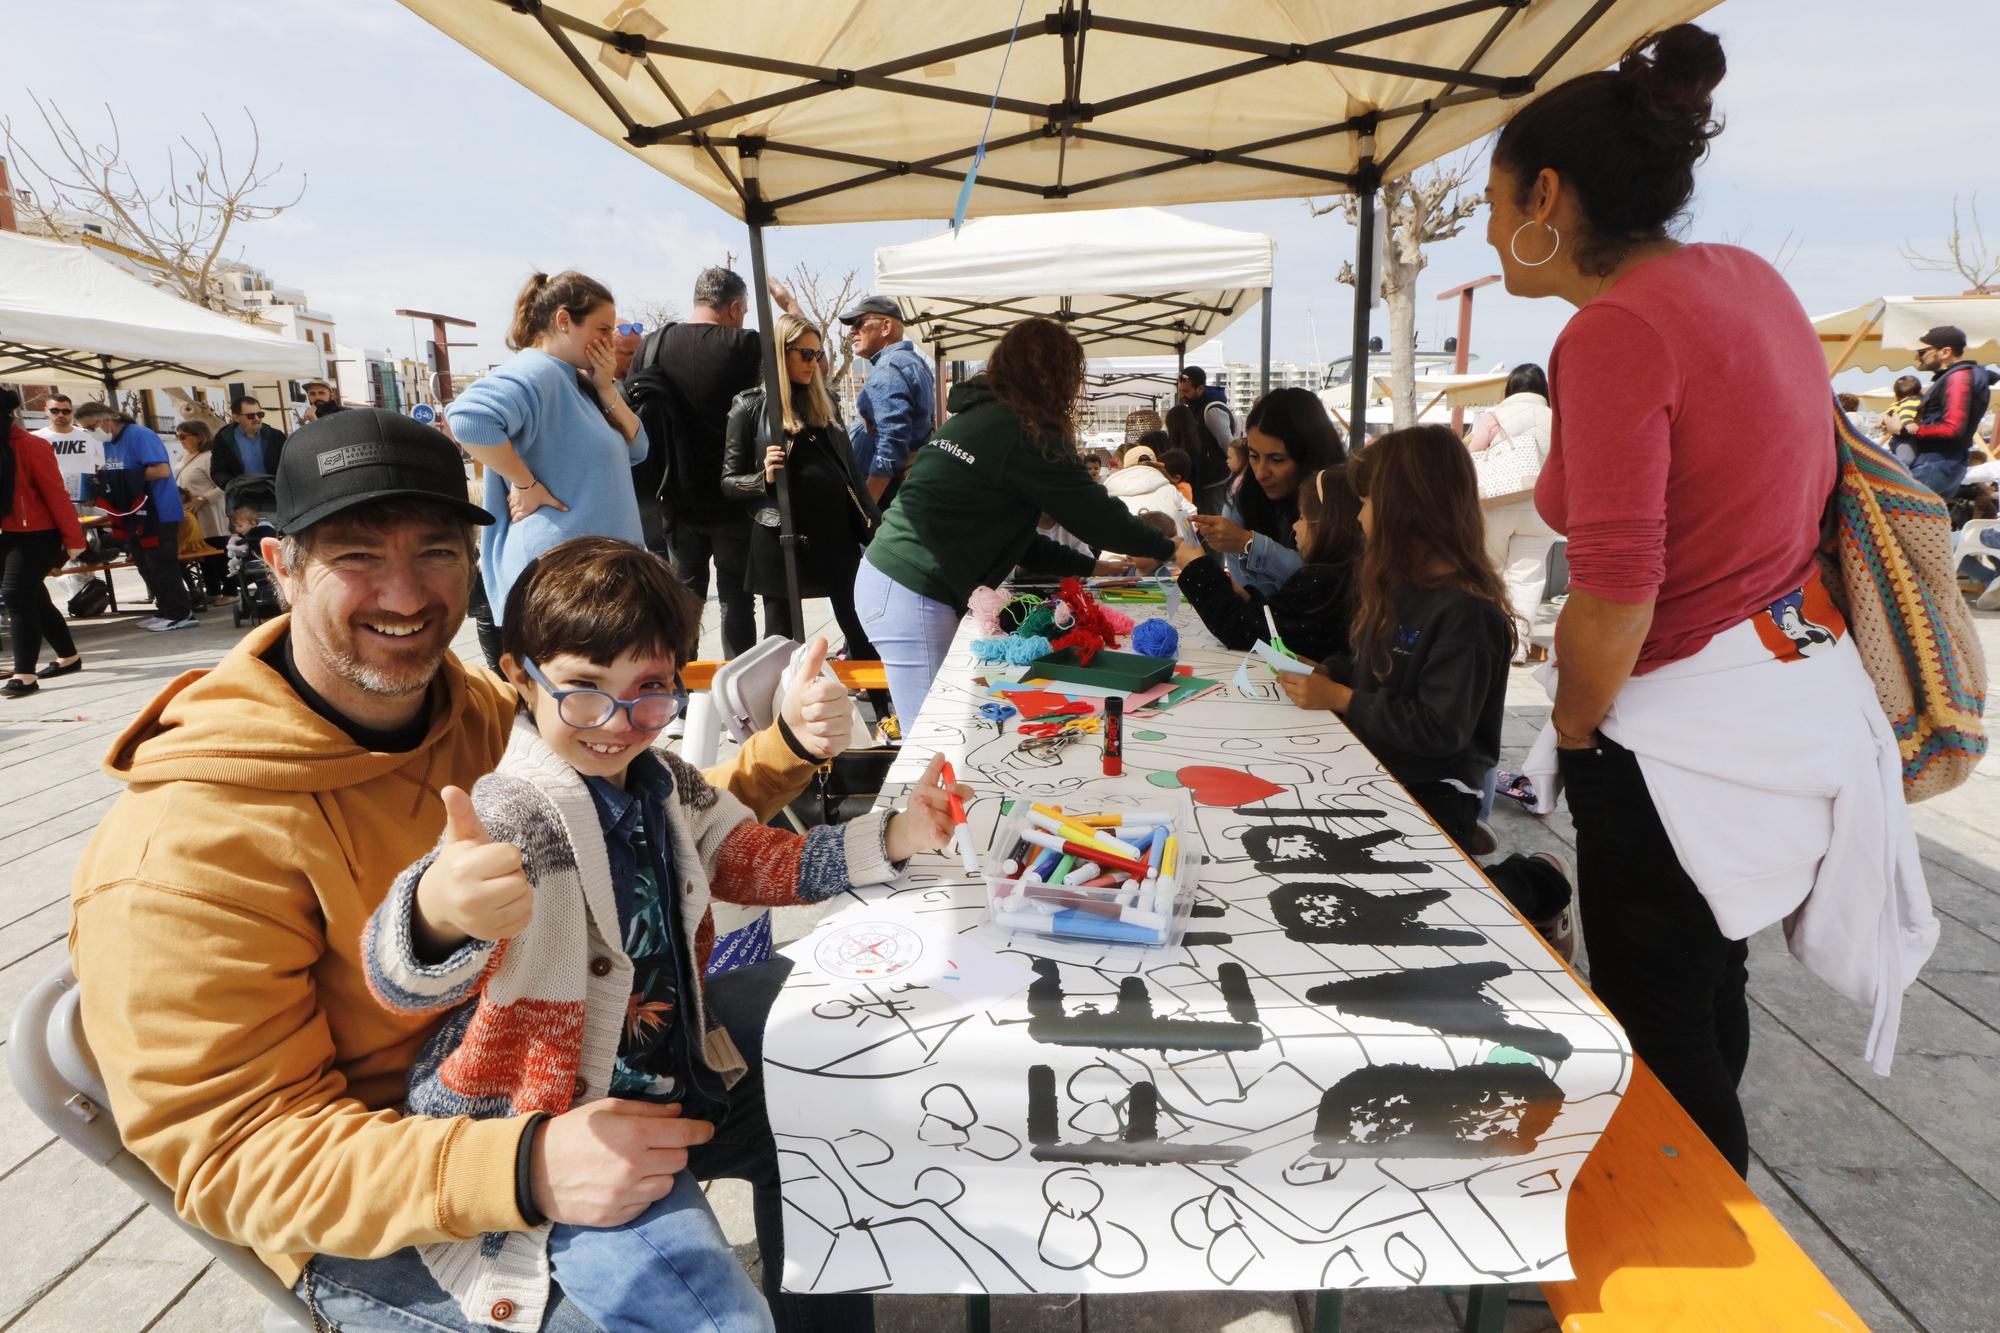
[515,1111,549,1228]
[1553,722,1598,749]
[776,712,820,764]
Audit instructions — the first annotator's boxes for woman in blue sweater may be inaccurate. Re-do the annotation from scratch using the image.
[447,270,647,623]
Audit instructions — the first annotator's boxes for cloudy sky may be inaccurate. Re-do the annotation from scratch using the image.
[2,0,1988,391]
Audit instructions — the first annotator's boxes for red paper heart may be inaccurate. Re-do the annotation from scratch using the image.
[1177,765,1285,807]
[1011,691,1096,721]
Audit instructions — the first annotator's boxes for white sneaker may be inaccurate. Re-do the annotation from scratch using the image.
[161,616,199,631]
[1977,580,2000,612]
[135,617,171,631]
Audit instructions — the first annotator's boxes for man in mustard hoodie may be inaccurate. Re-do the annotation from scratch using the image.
[69,409,863,1332]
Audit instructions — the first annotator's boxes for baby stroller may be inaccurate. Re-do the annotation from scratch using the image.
[223,475,283,628]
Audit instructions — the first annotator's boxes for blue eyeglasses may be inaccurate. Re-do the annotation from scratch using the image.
[521,657,679,731]
[615,322,646,336]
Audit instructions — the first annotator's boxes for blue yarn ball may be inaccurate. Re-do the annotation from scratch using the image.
[1005,635,1054,665]
[1132,618,1179,658]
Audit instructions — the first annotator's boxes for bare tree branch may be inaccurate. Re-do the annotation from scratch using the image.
[1310,150,1484,427]
[1901,194,2000,294]
[628,298,683,330]
[2,94,306,310]
[786,260,862,387]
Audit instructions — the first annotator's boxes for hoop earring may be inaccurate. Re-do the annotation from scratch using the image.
[1509,220,1561,268]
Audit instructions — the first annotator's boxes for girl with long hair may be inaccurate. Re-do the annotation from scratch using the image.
[856,316,1174,723]
[722,312,879,655]
[1278,426,1518,843]
[1190,387,1345,597]
[446,270,647,625]
[1174,464,1363,663]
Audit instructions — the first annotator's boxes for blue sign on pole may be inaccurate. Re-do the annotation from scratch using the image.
[411,403,437,425]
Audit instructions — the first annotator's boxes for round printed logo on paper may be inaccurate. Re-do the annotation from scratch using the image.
[814,920,925,982]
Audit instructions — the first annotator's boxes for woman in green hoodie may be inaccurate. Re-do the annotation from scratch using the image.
[855,317,1175,724]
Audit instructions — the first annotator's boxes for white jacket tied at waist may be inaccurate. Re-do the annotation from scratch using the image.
[1522,619,1937,1075]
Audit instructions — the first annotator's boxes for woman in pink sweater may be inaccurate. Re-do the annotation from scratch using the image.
[1481,24,1855,1176]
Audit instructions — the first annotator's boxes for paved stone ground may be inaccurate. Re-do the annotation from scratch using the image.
[3,565,1996,1331]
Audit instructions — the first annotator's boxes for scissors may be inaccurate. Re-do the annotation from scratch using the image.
[976,701,1017,732]
[1017,716,1103,739]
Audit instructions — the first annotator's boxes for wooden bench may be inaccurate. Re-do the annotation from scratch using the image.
[48,551,210,616]
[680,659,890,693]
[1542,1058,1864,1330]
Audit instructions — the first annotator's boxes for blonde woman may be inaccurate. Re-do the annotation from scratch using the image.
[722,313,879,653]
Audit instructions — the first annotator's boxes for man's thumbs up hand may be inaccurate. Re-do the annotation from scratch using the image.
[414,785,535,953]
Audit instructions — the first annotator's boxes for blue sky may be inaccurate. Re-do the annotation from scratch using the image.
[3,0,1991,391]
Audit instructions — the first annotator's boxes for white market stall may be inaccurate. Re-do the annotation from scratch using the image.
[1812,294,2000,376]
[0,230,323,396]
[397,0,1722,631]
[873,208,1275,392]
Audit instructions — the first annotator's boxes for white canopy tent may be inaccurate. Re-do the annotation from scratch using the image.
[873,208,1274,371]
[0,231,323,394]
[398,0,1719,628]
[1812,294,2000,376]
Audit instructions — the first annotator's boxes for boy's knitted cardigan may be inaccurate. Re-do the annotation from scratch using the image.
[361,714,898,1331]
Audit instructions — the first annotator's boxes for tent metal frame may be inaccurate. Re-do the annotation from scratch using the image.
[467,0,1622,635]
[0,341,253,397]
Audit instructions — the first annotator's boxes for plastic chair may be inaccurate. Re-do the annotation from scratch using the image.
[7,964,313,1332]
[1954,518,2000,579]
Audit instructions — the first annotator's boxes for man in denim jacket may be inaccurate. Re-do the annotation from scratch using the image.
[840,295,935,507]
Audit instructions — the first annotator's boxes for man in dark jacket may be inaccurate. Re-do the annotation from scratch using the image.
[300,380,346,423]
[1890,324,1997,498]
[621,267,798,657]
[209,394,288,491]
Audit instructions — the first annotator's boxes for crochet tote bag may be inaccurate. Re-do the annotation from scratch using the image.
[1819,403,1988,800]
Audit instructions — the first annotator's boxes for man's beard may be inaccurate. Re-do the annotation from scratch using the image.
[323,634,446,698]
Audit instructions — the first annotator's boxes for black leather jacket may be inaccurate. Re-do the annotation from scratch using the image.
[720,386,878,532]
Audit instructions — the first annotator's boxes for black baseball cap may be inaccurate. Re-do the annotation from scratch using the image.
[1917,324,1967,353]
[838,295,902,324]
[276,408,494,533]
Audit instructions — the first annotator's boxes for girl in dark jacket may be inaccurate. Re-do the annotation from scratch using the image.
[1174,465,1363,663]
[722,313,879,657]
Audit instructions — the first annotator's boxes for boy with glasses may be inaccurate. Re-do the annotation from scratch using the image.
[361,534,960,1331]
[210,393,289,489]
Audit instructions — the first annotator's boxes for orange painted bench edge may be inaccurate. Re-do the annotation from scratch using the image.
[1544,1062,1865,1330]
[681,659,887,693]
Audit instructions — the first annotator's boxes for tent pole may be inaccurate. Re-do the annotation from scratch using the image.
[933,346,946,428]
[1348,132,1378,445]
[1259,287,1272,399]
[741,156,804,649]
[100,355,116,402]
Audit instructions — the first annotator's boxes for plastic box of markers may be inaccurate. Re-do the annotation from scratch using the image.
[982,788,1204,950]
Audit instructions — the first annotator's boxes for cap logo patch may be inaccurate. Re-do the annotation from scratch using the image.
[318,441,392,474]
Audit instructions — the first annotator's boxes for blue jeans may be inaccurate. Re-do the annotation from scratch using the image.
[853,558,960,725]
[549,1174,773,1333]
[296,961,870,1333]
[1909,450,1970,499]
[301,1248,608,1331]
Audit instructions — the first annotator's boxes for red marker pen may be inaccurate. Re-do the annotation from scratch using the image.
[1103,697,1123,777]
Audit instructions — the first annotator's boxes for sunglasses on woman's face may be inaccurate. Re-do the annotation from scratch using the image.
[792,347,826,363]
[615,322,645,336]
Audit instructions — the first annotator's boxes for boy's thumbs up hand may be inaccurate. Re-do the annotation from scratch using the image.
[415,785,536,952]
[779,635,853,760]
